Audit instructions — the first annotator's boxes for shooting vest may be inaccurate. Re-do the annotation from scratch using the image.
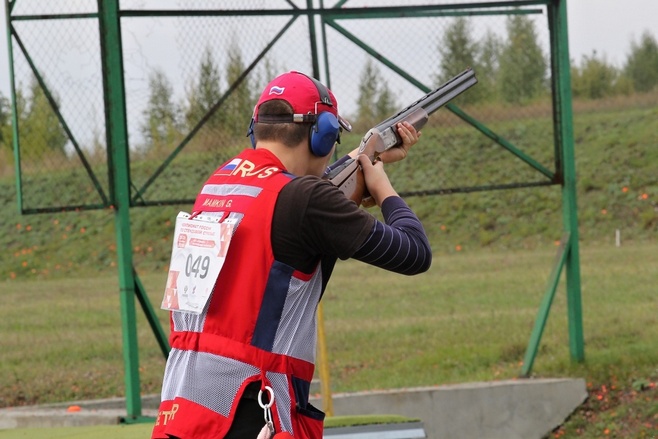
[152,148,325,439]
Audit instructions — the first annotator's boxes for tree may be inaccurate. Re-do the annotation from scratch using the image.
[140,68,181,151]
[18,76,68,159]
[571,51,621,99]
[437,17,478,80]
[254,57,283,95]
[623,30,658,93]
[184,46,223,131]
[0,91,10,149]
[435,17,484,104]
[0,91,13,173]
[221,41,255,137]
[435,17,502,103]
[375,83,396,121]
[353,59,397,132]
[476,30,503,102]
[498,14,547,104]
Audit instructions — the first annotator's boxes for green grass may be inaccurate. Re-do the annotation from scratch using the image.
[324,415,420,428]
[0,424,153,439]
[322,242,658,393]
[1,241,657,438]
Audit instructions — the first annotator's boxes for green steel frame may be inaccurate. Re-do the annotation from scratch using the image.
[4,0,583,421]
[97,0,165,423]
[521,0,584,375]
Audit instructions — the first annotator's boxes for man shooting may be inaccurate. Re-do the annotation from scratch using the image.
[152,70,432,439]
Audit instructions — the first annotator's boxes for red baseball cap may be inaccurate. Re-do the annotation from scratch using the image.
[254,71,351,131]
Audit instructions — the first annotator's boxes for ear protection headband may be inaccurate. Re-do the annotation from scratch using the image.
[247,74,341,157]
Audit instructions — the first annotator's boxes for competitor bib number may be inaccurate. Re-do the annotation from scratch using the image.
[161,212,235,314]
[185,254,211,279]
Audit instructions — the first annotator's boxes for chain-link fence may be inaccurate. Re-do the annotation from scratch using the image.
[6,0,565,213]
[4,1,597,412]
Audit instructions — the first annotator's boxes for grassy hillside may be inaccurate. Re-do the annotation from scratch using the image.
[1,99,656,281]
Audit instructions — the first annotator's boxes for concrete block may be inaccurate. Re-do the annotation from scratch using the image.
[312,378,588,439]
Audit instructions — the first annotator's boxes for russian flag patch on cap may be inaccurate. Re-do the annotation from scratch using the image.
[268,86,285,96]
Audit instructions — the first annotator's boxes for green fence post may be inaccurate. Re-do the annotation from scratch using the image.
[552,0,585,363]
[5,0,23,213]
[98,0,145,421]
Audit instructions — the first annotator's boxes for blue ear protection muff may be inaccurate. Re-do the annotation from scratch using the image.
[247,73,341,156]
[304,75,341,157]
[311,111,340,157]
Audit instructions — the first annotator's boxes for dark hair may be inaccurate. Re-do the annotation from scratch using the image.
[254,100,310,148]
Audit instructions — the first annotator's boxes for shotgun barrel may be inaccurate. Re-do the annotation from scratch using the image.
[358,67,478,158]
[326,68,478,204]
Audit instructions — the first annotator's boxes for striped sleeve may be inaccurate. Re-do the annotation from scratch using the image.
[352,196,432,275]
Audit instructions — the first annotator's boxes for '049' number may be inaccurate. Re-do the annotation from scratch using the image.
[185,254,211,279]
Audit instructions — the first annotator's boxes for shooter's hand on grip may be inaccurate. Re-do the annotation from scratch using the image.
[357,154,397,208]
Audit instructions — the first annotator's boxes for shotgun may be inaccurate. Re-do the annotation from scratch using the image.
[326,68,477,204]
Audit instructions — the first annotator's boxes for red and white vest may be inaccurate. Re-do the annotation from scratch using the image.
[152,149,325,439]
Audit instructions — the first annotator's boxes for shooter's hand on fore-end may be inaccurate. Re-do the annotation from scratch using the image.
[377,121,421,164]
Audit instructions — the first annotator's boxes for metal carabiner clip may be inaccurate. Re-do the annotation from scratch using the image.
[258,385,275,437]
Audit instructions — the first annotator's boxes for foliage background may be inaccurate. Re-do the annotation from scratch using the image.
[1,4,657,211]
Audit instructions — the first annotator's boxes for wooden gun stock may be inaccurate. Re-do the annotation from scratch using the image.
[326,68,478,205]
[324,158,365,204]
